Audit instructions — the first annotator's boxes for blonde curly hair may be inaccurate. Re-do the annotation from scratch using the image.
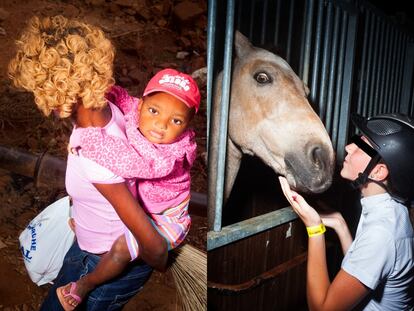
[8,15,115,118]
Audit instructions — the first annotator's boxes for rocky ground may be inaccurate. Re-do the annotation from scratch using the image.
[0,0,207,309]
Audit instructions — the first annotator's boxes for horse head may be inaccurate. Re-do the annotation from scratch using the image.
[208,31,335,228]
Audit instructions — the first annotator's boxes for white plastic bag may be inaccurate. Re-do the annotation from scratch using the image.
[18,196,75,286]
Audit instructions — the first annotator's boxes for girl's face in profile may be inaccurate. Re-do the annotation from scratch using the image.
[138,92,193,144]
[341,135,374,181]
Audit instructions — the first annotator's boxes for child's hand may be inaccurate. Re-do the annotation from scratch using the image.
[320,211,345,230]
[278,176,322,227]
[67,143,79,156]
[68,218,75,232]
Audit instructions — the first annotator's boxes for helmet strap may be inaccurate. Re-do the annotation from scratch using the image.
[367,179,389,192]
[351,154,382,189]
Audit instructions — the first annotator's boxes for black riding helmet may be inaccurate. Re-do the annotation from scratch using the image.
[350,113,414,203]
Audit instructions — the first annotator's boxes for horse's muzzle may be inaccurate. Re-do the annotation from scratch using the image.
[285,144,334,193]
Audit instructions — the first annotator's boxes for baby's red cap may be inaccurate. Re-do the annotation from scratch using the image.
[143,68,201,112]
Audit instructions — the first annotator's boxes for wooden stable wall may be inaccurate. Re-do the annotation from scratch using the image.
[208,220,308,311]
[207,157,307,310]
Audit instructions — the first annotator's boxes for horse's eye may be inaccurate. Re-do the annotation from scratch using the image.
[254,72,272,84]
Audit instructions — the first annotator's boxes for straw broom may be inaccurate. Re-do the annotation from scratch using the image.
[169,244,207,311]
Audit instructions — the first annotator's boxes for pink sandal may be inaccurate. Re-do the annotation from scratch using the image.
[63,282,82,305]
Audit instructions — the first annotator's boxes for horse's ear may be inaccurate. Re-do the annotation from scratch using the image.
[303,83,310,96]
[234,30,253,58]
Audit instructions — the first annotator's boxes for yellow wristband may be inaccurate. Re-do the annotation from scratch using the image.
[306,223,326,237]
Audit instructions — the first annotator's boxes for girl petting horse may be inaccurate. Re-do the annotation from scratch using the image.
[280,113,414,310]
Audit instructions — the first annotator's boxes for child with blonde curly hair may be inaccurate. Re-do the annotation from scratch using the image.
[57,68,200,310]
[9,15,114,117]
[9,15,168,310]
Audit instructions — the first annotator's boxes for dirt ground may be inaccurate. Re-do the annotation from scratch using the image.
[0,0,207,310]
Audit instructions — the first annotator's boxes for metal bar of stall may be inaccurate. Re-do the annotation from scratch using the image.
[356,7,370,115]
[236,0,242,30]
[300,0,314,84]
[362,10,374,116]
[379,21,391,114]
[396,31,405,112]
[248,0,256,40]
[390,31,400,112]
[310,0,324,102]
[412,96,414,116]
[331,9,345,151]
[398,34,408,111]
[273,0,282,47]
[367,15,379,116]
[207,0,217,153]
[399,32,407,112]
[382,22,392,113]
[393,30,403,112]
[401,35,410,111]
[212,0,235,232]
[326,6,341,135]
[318,1,333,122]
[286,0,295,63]
[337,11,357,162]
[394,32,406,112]
[260,0,269,45]
[411,84,414,116]
[383,26,392,113]
[208,207,298,250]
[380,21,389,114]
[388,28,398,113]
[384,27,396,113]
[373,19,385,116]
[401,40,414,115]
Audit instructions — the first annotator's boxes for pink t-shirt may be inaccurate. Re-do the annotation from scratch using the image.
[65,102,136,254]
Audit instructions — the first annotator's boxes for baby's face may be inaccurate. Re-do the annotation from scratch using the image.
[138,92,194,144]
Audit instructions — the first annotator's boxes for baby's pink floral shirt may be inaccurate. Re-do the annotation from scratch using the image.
[70,86,197,214]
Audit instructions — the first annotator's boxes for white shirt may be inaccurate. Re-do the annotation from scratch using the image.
[342,193,414,310]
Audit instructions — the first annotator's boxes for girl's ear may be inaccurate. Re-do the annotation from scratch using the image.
[370,163,389,181]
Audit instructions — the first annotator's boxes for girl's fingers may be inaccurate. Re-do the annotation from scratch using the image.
[278,177,300,205]
[278,177,303,215]
[293,193,309,208]
[278,176,292,198]
[278,177,322,227]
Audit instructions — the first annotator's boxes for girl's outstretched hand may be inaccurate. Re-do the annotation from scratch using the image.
[278,176,322,227]
[320,211,345,230]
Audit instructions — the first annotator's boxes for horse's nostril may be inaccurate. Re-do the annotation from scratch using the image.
[310,146,325,170]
